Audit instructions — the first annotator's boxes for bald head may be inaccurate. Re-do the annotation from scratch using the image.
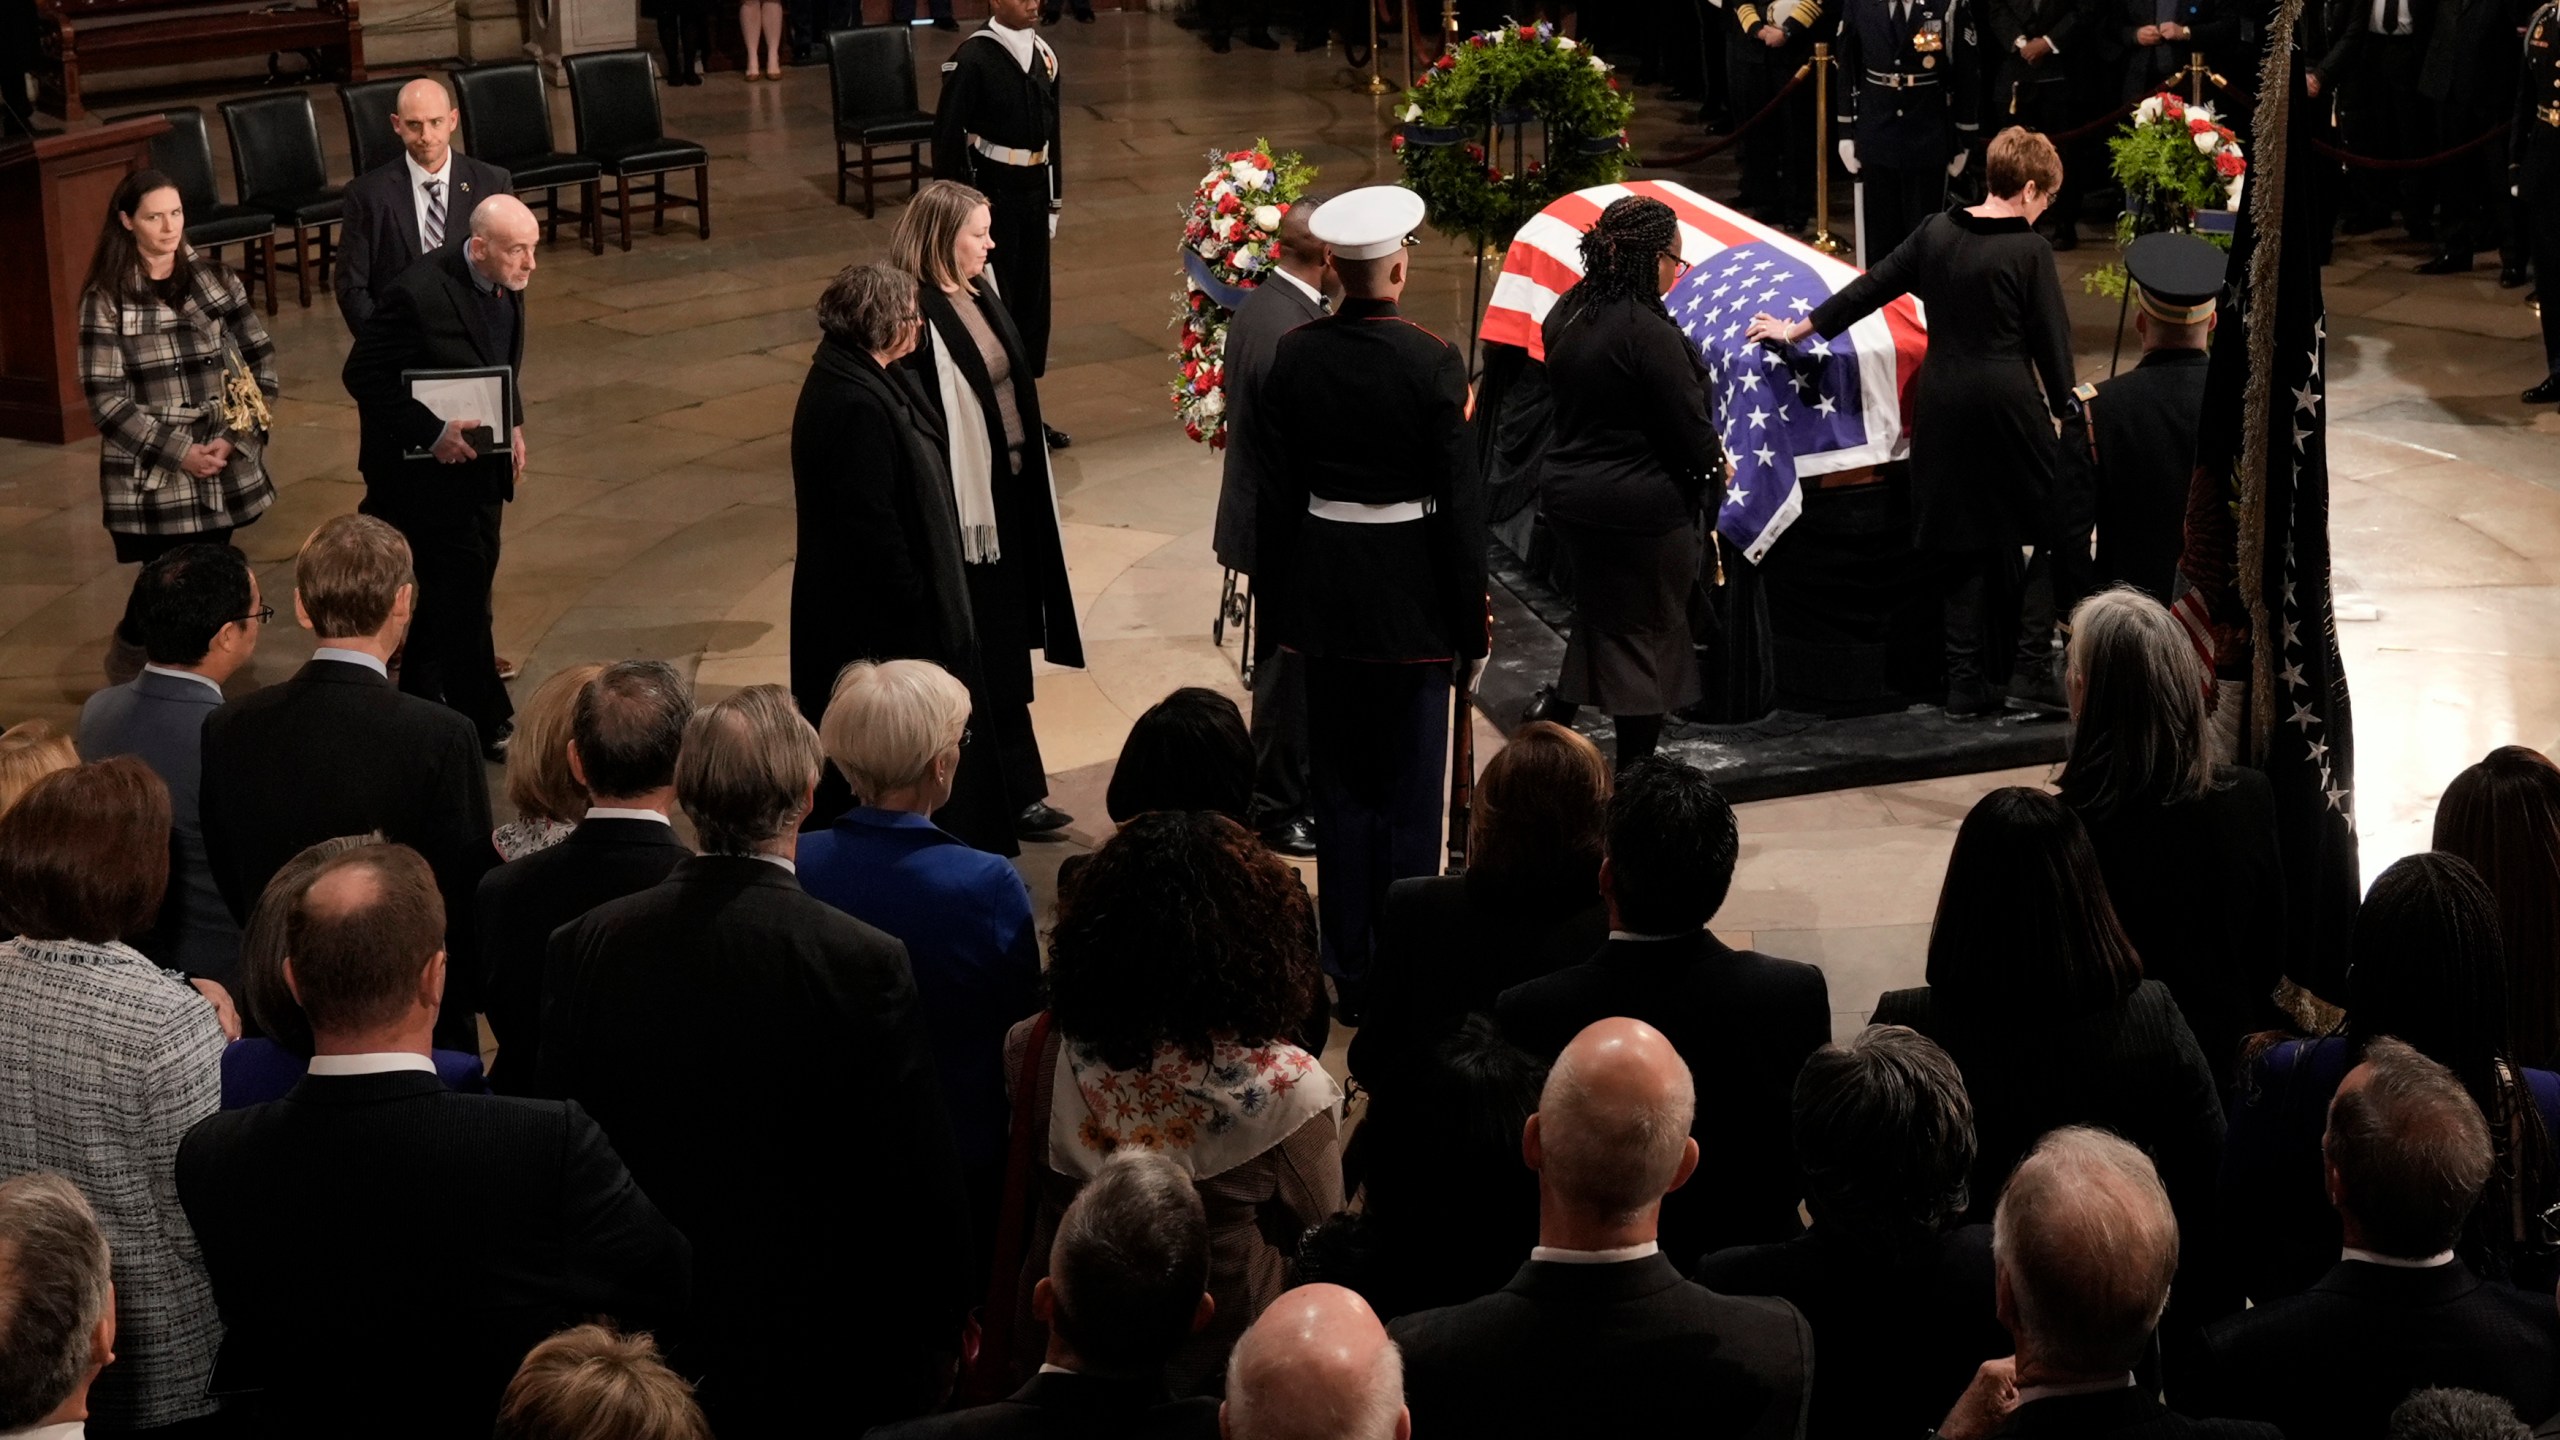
[281,842,445,1039]
[391,77,459,173]
[1221,1285,1406,1440]
[469,194,540,293]
[1277,198,1328,277]
[1529,1018,1699,1229]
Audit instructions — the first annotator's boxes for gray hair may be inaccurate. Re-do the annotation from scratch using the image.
[819,660,971,804]
[1795,1025,1977,1234]
[675,685,821,855]
[0,1173,113,1430]
[1049,1151,1210,1377]
[2327,1036,2493,1259]
[574,660,693,801]
[1538,1033,1697,1225]
[2388,1388,2533,1440]
[815,262,921,352]
[1992,1127,2180,1375]
[2059,586,2215,821]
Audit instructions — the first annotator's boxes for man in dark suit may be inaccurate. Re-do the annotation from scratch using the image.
[1983,0,2091,245]
[1391,1017,1814,1439]
[2197,1039,2560,1440]
[871,1150,1221,1440]
[540,684,972,1437]
[341,193,540,758]
[1933,1127,2277,1440]
[1213,198,1333,859]
[76,541,265,982]
[335,77,512,337]
[199,515,498,1052]
[2338,0,2436,235]
[1226,1285,1409,1440]
[175,842,691,1440]
[1497,756,1831,1259]
[476,658,693,1096]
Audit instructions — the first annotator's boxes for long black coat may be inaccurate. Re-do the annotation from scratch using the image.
[1809,208,2075,552]
[1538,289,1724,536]
[1212,270,1327,574]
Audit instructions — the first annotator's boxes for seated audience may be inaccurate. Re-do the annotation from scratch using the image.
[494,661,606,861]
[222,833,482,1108]
[74,542,262,981]
[2392,1389,2535,1440]
[1391,1017,1813,1438]
[2433,747,2560,1069]
[476,661,693,1096]
[1496,755,1829,1258]
[872,1151,1221,1439]
[2058,586,2287,1077]
[176,842,690,1439]
[1872,786,2230,1341]
[1327,1016,1548,1320]
[494,1325,710,1440]
[199,516,498,1051]
[1699,1025,2008,1440]
[1934,1128,2275,1440]
[2200,1039,2560,1439]
[542,685,970,1436]
[1009,810,1341,1395]
[1104,686,1254,822]
[0,1173,117,1438]
[0,719,76,818]
[1224,1284,1408,1440]
[0,759,224,1433]
[2223,853,2560,1300]
[1350,722,1611,1106]
[800,660,1039,1270]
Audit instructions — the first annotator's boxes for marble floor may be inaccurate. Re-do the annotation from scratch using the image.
[5,16,2557,1040]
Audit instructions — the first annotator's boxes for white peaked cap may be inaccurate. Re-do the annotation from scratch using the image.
[1308,186,1428,260]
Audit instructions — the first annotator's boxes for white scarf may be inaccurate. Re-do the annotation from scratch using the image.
[1049,1033,1341,1183]
[926,318,1002,564]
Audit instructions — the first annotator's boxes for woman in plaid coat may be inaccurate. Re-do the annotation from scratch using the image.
[79,169,279,679]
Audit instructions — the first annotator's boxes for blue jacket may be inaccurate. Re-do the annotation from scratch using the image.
[797,808,1041,1171]
[77,667,241,980]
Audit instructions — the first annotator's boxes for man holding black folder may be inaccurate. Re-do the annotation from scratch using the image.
[342,194,538,759]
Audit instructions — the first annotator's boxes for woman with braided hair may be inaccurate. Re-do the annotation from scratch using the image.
[1535,195,1725,769]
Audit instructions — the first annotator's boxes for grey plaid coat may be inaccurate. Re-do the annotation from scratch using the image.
[78,253,280,539]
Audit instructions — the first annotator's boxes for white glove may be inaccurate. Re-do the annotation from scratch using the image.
[1838,139,1861,174]
[1048,210,1059,240]
[1948,149,1969,178]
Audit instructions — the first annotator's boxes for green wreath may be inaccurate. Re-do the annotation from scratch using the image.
[1395,19,1635,249]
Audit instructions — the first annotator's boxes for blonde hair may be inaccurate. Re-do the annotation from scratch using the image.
[1986,126,2063,200]
[889,179,992,295]
[493,1325,709,1440]
[820,659,972,804]
[506,662,606,825]
[0,720,78,820]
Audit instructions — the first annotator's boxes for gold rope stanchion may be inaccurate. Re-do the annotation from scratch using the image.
[1402,1,1418,94]
[1442,0,1458,50]
[1362,0,1388,94]
[1809,42,1846,255]
[2188,50,2207,105]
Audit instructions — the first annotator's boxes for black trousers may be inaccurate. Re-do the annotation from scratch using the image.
[2339,33,2433,226]
[2532,130,2560,375]
[1730,39,1817,222]
[655,8,710,77]
[1859,159,1947,265]
[1305,655,1449,987]
[363,493,514,745]
[980,166,1055,378]
[2435,96,2511,258]
[1941,545,2041,703]
[1248,635,1312,832]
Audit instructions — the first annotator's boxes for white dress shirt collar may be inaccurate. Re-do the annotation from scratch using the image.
[142,663,225,699]
[585,806,673,825]
[312,646,390,678]
[1529,1241,1660,1264]
[2342,1246,2458,1268]
[1608,929,1698,943]
[2014,1374,2137,1407]
[754,852,798,875]
[1273,266,1325,310]
[307,1052,438,1077]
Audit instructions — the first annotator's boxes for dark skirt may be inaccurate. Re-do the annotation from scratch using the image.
[1552,519,1705,716]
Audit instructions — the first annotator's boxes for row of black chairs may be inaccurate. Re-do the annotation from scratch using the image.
[137,50,710,316]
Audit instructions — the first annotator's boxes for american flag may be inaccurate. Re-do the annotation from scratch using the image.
[1482,181,1927,562]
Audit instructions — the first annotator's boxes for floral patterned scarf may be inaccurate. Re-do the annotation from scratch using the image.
[1048,1032,1341,1182]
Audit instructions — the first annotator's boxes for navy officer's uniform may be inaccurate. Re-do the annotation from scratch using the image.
[1837,0,1979,260]
[934,17,1062,378]
[1257,188,1489,1002]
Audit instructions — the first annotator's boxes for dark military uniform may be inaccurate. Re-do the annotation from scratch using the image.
[1258,296,1489,993]
[934,26,1062,377]
[1837,0,1979,261]
[1730,0,1832,229]
[2056,348,2211,609]
[1982,0,2091,235]
[2519,0,2560,394]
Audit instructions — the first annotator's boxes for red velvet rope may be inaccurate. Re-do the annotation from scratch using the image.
[1642,62,1814,167]
[2310,121,2511,170]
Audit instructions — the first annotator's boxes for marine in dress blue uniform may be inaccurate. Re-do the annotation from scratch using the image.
[1837,0,1980,260]
[1256,188,1490,1011]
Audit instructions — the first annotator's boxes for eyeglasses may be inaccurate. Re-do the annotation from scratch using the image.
[232,605,275,628]
[959,727,974,748]
[1660,251,1691,279]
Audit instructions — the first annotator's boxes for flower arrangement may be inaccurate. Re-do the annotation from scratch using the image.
[2088,91,2246,296]
[1170,140,1318,448]
[1395,19,1635,249]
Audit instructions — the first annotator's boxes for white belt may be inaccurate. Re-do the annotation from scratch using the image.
[1308,497,1434,524]
[969,134,1050,167]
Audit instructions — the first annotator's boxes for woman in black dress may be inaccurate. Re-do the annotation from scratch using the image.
[1748,125,2078,717]
[1537,196,1725,767]
[888,179,1085,840]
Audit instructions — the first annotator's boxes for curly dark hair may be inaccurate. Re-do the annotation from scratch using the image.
[1569,195,1679,306]
[1046,811,1321,1071]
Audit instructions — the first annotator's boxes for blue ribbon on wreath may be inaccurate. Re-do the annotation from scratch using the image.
[1182,249,1257,314]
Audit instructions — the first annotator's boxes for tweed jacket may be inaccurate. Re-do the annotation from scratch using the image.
[77,253,279,539]
[0,935,227,1428]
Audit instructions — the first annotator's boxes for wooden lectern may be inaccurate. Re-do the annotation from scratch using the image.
[0,116,171,444]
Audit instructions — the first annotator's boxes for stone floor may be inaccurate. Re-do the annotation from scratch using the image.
[5,15,2557,1041]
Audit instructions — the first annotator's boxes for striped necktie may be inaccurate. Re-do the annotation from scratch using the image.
[423,177,446,251]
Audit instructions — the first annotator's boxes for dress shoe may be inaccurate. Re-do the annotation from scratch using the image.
[1943,686,2002,721]
[2008,664,2067,714]
[1344,40,1371,65]
[482,720,515,763]
[1043,422,1072,450]
[2414,252,2473,275]
[1242,27,1279,47]
[1262,817,1318,857]
[1520,682,1580,727]
[2501,265,2531,289]
[495,655,521,682]
[2525,376,2560,405]
[1017,800,1075,835]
